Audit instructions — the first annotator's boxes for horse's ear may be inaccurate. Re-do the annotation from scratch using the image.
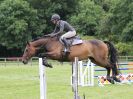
[27,41,30,46]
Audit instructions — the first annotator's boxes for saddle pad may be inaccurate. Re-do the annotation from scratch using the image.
[72,39,83,45]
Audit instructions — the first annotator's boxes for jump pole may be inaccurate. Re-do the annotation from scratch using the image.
[39,58,47,99]
[72,57,80,99]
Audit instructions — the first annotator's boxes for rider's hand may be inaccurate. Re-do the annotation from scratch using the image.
[43,33,55,37]
[50,33,56,37]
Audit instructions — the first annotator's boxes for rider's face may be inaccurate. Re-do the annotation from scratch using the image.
[51,20,56,24]
[51,20,59,25]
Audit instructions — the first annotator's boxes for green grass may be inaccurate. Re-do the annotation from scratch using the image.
[0,61,133,99]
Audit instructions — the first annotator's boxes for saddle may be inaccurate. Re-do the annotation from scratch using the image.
[43,34,83,46]
[62,35,83,46]
[60,36,83,60]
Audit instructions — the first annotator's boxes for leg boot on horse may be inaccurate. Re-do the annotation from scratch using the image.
[42,57,53,68]
[106,64,121,84]
[106,67,115,84]
[112,66,121,82]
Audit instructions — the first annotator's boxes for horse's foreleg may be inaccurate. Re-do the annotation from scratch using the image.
[42,57,53,68]
[38,53,49,57]
[38,52,57,58]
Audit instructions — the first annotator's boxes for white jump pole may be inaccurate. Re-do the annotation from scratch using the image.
[79,61,83,86]
[72,57,80,99]
[90,61,94,86]
[39,58,47,99]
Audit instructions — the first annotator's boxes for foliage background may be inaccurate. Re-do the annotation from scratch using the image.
[0,0,132,56]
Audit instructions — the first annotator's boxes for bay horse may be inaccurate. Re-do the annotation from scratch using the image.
[22,35,120,84]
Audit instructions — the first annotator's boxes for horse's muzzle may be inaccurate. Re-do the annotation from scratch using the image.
[22,60,28,64]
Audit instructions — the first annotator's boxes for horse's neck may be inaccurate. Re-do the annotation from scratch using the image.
[45,38,62,51]
[32,38,48,47]
[32,37,62,51]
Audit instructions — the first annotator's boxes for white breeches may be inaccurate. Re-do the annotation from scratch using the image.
[60,31,76,40]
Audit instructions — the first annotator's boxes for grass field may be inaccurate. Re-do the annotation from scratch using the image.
[0,61,133,99]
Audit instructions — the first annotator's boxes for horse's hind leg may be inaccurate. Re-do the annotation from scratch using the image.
[105,62,121,84]
[106,67,115,84]
[112,65,121,82]
[89,57,115,84]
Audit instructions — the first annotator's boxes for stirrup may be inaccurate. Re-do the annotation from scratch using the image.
[63,48,70,53]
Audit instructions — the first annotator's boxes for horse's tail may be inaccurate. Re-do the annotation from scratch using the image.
[104,41,119,75]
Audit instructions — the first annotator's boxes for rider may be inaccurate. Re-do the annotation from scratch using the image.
[50,14,76,53]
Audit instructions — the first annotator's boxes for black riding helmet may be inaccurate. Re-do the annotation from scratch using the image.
[51,14,60,21]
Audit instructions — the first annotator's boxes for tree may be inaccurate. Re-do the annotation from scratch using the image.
[70,0,104,36]
[0,0,40,49]
[27,0,79,34]
[92,0,120,12]
[96,0,133,42]
[108,0,133,42]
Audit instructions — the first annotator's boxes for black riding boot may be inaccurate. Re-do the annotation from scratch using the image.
[62,38,70,53]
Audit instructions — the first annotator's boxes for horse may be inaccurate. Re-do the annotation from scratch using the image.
[22,35,120,84]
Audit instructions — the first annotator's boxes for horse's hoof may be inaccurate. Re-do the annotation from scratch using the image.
[113,77,121,82]
[47,64,53,68]
[45,64,53,68]
[107,77,115,84]
[43,62,53,68]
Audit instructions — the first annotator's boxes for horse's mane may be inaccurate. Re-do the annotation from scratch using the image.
[31,35,59,42]
[31,37,42,42]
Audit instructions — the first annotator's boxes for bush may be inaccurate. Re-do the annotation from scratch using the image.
[115,42,133,55]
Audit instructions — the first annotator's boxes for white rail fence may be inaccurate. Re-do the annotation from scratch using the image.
[0,57,38,66]
[0,56,133,67]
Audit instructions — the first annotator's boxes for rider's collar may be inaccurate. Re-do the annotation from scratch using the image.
[56,20,61,25]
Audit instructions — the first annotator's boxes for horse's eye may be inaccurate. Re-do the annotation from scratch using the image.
[26,49,28,52]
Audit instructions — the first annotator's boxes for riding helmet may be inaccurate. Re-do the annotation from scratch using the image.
[51,14,60,21]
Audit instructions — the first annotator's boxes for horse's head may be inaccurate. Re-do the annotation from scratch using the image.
[22,42,36,64]
[22,36,60,64]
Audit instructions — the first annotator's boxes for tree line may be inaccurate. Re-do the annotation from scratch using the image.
[0,0,133,57]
